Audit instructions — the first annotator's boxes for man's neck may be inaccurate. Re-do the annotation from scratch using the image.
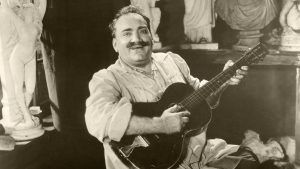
[120,57,153,74]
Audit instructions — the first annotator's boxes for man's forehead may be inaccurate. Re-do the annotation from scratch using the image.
[115,13,148,31]
[7,0,18,5]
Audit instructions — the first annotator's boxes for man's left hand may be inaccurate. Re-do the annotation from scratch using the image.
[223,60,248,85]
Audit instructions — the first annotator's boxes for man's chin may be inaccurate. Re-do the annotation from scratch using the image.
[132,56,151,66]
[131,50,150,58]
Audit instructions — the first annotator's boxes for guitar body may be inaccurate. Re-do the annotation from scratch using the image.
[110,83,212,169]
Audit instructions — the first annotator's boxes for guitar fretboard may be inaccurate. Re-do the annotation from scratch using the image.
[179,43,268,110]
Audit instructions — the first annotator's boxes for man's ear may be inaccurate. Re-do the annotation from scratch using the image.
[150,33,154,46]
[112,38,118,52]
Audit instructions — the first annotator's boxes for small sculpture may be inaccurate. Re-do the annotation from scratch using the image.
[279,0,300,52]
[130,0,162,49]
[241,130,285,163]
[181,0,218,50]
[215,0,279,50]
[0,0,47,142]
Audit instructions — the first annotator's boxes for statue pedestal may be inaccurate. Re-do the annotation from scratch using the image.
[280,27,300,52]
[180,43,219,50]
[0,114,44,145]
[11,124,44,145]
[233,30,263,51]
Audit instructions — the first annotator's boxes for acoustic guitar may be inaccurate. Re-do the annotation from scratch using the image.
[110,43,268,169]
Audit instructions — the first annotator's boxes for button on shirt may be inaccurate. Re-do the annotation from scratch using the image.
[85,52,232,169]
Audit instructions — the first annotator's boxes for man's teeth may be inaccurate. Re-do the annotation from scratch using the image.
[131,46,143,49]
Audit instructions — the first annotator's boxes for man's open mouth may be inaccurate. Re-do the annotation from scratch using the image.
[130,45,144,49]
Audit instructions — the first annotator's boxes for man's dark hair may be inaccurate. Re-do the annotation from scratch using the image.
[109,5,151,38]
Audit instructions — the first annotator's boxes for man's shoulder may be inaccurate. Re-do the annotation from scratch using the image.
[152,51,182,62]
[91,68,110,80]
[91,61,122,79]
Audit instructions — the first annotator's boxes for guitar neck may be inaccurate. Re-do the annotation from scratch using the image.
[179,43,267,110]
[201,53,251,97]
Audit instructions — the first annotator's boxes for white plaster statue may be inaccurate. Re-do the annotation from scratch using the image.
[130,0,161,43]
[183,0,215,43]
[280,0,300,31]
[0,0,22,128]
[279,0,300,51]
[215,0,279,50]
[0,0,46,138]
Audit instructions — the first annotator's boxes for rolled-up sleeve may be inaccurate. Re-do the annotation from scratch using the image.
[85,70,132,142]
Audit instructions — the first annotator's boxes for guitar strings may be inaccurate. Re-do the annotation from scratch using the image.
[180,44,265,110]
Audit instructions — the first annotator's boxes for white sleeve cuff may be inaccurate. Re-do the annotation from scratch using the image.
[108,98,132,142]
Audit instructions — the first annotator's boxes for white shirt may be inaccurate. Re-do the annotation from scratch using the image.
[85,52,238,169]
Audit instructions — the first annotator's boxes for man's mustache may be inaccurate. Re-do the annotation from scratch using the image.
[127,41,151,48]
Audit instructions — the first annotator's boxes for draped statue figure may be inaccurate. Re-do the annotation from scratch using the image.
[279,0,300,51]
[0,0,46,142]
[180,0,218,50]
[215,0,279,50]
[183,0,215,44]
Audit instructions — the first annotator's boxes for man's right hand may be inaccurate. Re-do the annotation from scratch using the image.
[160,105,190,134]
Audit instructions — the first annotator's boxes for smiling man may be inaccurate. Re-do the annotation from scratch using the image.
[85,5,256,169]
[112,11,153,68]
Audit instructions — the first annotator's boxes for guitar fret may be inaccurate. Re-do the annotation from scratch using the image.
[199,87,212,98]
[205,84,215,93]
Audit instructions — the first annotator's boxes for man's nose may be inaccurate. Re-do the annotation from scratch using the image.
[131,31,141,42]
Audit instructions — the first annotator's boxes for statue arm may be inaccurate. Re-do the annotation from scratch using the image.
[287,2,300,30]
[0,14,13,49]
[1,6,26,36]
[279,0,295,27]
[34,0,47,20]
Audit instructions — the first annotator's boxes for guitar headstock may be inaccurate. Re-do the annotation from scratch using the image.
[244,43,269,65]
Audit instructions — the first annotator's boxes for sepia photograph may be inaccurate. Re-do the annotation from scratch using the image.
[0,0,299,169]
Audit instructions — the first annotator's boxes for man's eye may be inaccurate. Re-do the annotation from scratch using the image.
[123,32,131,37]
[140,29,149,34]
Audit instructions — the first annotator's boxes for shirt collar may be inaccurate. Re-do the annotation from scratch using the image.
[117,53,158,74]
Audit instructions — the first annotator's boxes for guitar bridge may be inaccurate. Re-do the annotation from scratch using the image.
[119,136,149,157]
